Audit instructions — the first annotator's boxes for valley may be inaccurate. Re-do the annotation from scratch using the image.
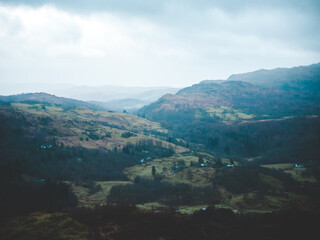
[1,63,320,240]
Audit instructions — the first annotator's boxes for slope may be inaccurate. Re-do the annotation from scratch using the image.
[228,62,320,94]
[137,63,320,161]
[0,92,104,111]
[0,101,186,153]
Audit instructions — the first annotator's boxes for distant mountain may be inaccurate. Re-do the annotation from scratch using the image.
[138,80,319,122]
[61,86,180,103]
[88,87,180,112]
[0,84,180,112]
[137,63,320,161]
[228,63,320,94]
[0,83,179,102]
[139,63,320,121]
[0,92,104,110]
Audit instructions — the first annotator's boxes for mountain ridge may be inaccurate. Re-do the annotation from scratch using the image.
[139,63,320,120]
[0,92,105,110]
[227,62,320,90]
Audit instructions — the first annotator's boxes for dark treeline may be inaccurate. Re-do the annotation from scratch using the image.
[108,176,222,206]
[0,138,138,182]
[159,115,320,163]
[213,163,320,203]
[69,204,320,240]
[0,178,77,219]
[213,164,298,194]
[122,139,174,159]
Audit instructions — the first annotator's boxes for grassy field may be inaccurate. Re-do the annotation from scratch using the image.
[136,202,169,211]
[203,106,255,121]
[262,163,293,170]
[262,163,317,183]
[72,181,132,208]
[124,153,217,186]
[177,205,209,214]
[259,173,284,190]
[136,202,210,214]
[226,191,310,212]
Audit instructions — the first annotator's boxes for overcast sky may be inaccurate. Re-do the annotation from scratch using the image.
[0,0,319,88]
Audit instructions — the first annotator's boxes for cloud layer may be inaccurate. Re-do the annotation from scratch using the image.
[0,1,319,87]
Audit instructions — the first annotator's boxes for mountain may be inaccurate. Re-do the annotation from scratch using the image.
[227,62,320,94]
[0,84,180,111]
[61,86,180,103]
[0,92,104,110]
[139,63,320,121]
[139,80,319,122]
[138,63,320,161]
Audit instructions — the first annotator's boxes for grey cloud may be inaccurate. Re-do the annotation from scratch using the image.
[0,0,319,15]
[0,0,319,88]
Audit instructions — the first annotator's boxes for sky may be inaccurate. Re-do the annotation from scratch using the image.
[0,0,320,88]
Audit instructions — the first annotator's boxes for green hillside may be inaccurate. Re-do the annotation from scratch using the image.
[2,102,186,153]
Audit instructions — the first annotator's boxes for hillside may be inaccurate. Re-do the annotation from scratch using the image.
[228,62,320,93]
[139,63,320,121]
[1,94,320,240]
[0,92,104,111]
[0,101,186,153]
[138,63,320,161]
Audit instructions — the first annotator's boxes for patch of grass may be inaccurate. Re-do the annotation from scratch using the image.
[124,153,216,187]
[262,163,293,170]
[259,173,284,190]
[72,181,132,208]
[203,106,254,121]
[164,167,215,187]
[136,202,168,211]
[228,192,280,211]
[285,169,317,183]
[214,204,239,213]
[226,190,313,213]
[262,163,317,183]
[177,205,209,214]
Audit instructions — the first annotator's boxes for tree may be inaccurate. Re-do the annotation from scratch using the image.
[152,166,156,176]
[187,169,193,181]
[214,158,223,168]
[198,156,204,165]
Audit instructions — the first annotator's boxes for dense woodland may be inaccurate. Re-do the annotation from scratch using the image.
[163,116,320,163]
[108,176,221,206]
